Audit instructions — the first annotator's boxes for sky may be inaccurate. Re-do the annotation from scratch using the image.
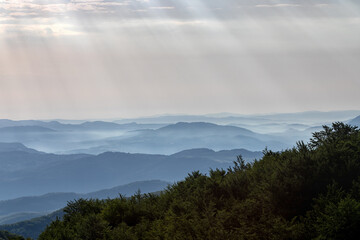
[0,0,359,119]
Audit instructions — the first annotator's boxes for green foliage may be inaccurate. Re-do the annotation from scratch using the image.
[38,123,360,240]
[0,210,64,240]
[0,230,26,240]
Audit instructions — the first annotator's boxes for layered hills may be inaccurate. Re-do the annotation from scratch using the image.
[0,143,262,200]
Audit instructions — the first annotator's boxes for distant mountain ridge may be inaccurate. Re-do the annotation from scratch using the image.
[0,146,89,174]
[349,115,360,126]
[0,126,56,133]
[171,148,261,162]
[0,119,164,132]
[0,120,167,153]
[1,112,359,154]
[0,145,261,200]
[158,122,255,136]
[0,143,39,154]
[80,121,287,155]
[114,110,360,124]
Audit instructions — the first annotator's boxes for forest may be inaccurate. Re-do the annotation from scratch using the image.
[13,122,360,239]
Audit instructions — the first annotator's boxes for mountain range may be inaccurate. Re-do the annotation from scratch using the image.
[349,115,360,126]
[0,111,358,154]
[0,143,262,200]
[74,122,291,154]
[0,120,313,154]
[114,110,360,125]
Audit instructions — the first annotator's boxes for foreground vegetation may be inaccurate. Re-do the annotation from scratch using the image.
[0,210,64,240]
[37,123,360,239]
[0,230,25,240]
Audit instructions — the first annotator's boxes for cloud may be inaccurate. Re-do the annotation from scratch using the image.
[0,0,359,38]
[0,0,357,20]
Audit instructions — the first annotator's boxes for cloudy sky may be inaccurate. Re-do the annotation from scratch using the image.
[0,0,359,119]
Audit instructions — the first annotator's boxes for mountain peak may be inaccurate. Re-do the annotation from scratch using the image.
[0,142,39,153]
[349,115,360,126]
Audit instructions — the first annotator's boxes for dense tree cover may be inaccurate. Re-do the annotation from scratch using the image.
[38,123,360,240]
[0,210,64,240]
[0,230,25,240]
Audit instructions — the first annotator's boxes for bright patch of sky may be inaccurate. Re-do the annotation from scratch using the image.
[0,0,359,119]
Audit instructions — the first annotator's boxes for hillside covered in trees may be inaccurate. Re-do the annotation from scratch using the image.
[0,230,24,240]
[35,123,360,239]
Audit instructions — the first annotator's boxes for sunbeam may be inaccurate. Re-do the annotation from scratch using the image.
[0,0,359,119]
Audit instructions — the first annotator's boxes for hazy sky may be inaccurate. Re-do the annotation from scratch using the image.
[0,0,359,119]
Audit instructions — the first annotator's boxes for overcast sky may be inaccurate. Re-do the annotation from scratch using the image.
[0,0,359,119]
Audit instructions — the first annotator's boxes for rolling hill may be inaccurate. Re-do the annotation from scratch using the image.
[0,145,261,200]
[0,126,55,134]
[0,143,39,154]
[349,115,360,126]
[79,122,288,154]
